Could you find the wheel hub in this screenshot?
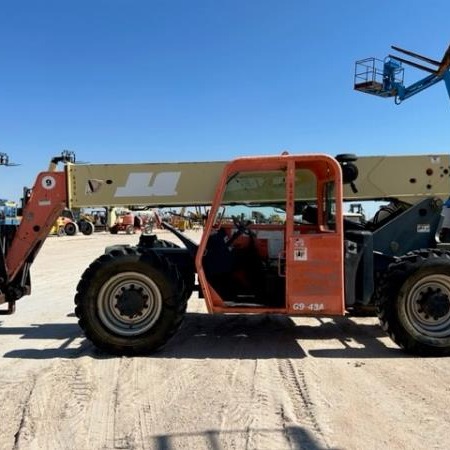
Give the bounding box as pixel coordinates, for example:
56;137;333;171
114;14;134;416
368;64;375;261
97;271;163;337
417;287;450;320
115;285;149;318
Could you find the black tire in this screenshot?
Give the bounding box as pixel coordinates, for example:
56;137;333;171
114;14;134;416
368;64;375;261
74;248;187;355
79;220;94;235
110;226;118;234
64;222;78;236
125;225;134;235
377;249;450;356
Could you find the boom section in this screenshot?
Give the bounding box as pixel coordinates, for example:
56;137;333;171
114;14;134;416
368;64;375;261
66;161;227;208
66;154;450;208
346;154;450;203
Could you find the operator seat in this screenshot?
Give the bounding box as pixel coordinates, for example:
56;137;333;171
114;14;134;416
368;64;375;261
303;204;366;232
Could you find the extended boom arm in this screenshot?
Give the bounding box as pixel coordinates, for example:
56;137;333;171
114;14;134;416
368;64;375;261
65;154;450;208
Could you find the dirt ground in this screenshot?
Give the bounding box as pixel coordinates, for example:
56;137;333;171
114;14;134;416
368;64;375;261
1;230;450;450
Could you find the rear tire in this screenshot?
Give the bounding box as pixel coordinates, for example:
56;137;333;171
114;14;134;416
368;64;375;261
79;220;94;235
74;249;186;355
377;249;450;356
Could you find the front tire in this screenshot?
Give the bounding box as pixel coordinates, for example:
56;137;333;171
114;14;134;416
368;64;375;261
377;250;450;356
64;222;78;236
74;249;186;355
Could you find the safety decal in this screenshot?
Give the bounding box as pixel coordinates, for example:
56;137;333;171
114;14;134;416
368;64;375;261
293;238;307;261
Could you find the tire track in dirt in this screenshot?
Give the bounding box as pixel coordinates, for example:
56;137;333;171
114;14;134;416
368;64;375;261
211;329;322;450
109;355;214;448
203;318;282;449
53;355;136;449
130;313;329;450
110;357;141;449
216;354;261;449
0;375;36;450
12;358;96;449
108;356;178;449
276;358;328;448
134;324;268;449
137;355;235;449
296;317;450;450
7;356;133;450
83;356;124;449
133;315;258;448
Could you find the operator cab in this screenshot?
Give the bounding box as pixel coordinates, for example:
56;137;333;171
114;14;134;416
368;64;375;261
197;154;345;316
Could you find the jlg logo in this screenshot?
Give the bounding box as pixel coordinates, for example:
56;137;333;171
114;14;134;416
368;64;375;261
114;172;181;197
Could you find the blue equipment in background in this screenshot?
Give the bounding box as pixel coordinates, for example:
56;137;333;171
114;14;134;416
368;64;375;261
354;44;450;104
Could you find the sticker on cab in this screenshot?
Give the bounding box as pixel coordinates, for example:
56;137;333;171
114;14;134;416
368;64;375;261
293;238;307;261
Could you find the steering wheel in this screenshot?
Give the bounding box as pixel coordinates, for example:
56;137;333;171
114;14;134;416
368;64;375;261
227;216;255;247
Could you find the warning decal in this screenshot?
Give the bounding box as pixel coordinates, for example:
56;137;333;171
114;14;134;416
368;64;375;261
293;238;307;261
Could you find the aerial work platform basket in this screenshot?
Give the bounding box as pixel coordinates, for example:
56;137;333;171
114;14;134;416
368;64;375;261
354;57;404;98
354;44;450;104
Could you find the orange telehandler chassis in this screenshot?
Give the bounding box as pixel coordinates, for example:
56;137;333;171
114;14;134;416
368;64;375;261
1;152;450;356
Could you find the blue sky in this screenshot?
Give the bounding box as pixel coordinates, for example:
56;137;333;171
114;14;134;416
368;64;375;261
0;0;449;202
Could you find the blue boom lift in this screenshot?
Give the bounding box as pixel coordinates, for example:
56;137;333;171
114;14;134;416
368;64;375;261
354;43;450;103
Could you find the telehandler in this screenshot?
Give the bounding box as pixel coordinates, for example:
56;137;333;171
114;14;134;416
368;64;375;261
2;42;450;356
1;150;450;356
